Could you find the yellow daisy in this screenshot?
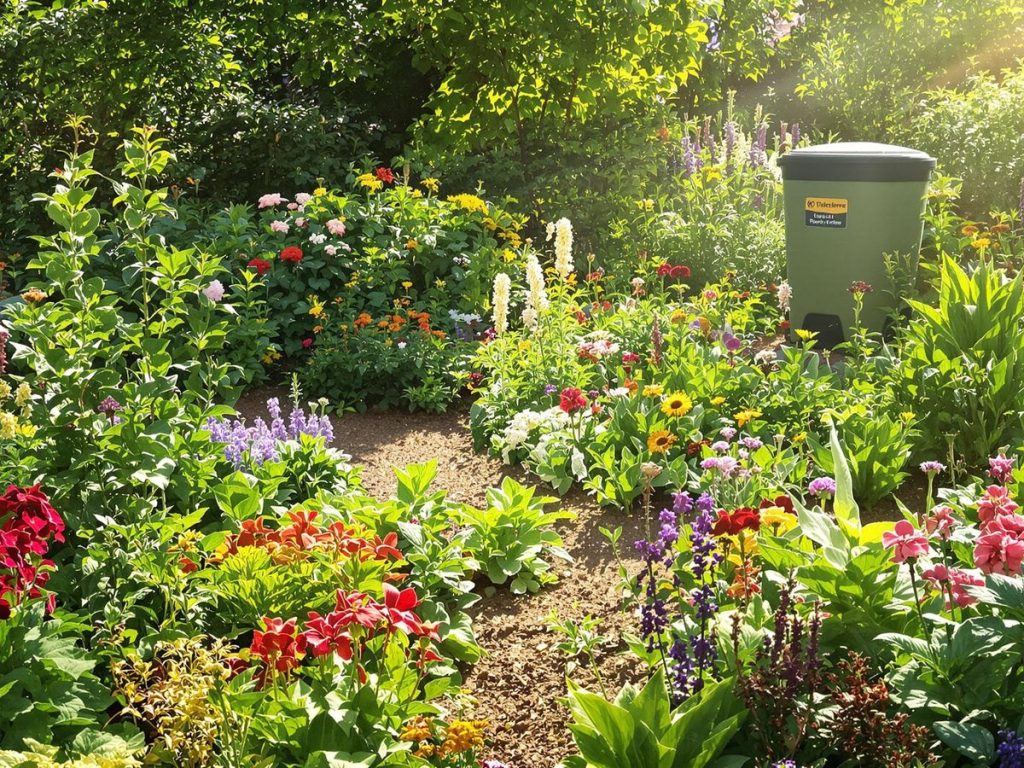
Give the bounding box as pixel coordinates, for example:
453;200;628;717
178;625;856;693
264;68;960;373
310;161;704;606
661;392;693;417
647;429;678;454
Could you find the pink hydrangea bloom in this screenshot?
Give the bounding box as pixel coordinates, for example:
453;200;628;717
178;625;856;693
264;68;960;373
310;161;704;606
258;193;287;209
270;220;289;234
882;520;929;564
295;192;312;205
295;217;307;229
978;485;1019;528
326;218;346;237
202;279;225;302
324;245;338;257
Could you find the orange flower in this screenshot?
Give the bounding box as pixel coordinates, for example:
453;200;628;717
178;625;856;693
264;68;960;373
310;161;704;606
354;312;373;329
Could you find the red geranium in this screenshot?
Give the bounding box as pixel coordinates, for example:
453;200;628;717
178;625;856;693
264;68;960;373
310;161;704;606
280;246;304;263
559;387;588;414
247;258;272;275
375;166;396;184
712;507;761;536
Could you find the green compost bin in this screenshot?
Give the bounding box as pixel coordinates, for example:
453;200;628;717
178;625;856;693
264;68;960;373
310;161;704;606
777;142;935;345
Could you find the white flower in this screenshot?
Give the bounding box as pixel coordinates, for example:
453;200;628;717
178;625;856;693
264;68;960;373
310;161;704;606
202;279;225;302
523;253;548;329
553;217;574;280
309;233;327;245
325;245;338;257
546;221;555;241
777;280;792;313
571;448;588;480
492;273;511;335
397;341;407;349
607;387;630;398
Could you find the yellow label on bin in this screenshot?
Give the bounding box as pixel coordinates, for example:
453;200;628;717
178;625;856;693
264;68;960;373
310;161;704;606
804;197;848;228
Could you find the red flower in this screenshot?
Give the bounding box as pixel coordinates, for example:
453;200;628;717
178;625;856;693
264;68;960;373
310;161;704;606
375;167;396;184
656;263;672;276
250;616;306;672
178;556;199;574
670;265;691;279
280;246;304;264
333;590;385;630
302;337;314;349
559;387;587;414
247;258;272;275
622;352;641;365
0;485;64;550
759;495;794;516
382;582;427;636
712;507;761;536
302;611;354;660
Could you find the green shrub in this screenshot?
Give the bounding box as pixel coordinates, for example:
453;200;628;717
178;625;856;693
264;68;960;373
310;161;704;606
911;68;1024;216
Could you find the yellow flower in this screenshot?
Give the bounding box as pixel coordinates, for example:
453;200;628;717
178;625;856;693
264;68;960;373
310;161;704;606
647;429;678;454
406;239;418;250
703;165;722;182
411;188;423;198
357;173;383;192
421;177;440;194
643;384;664;397
760;506;797;533
435;278;446;289
638;198;654;211
13;382;30;408
670;308;688;324
0;381;10;400
661;391;693;417
448;193;489;215
518;340;532;351
502;248;517;263
402;281;413;290
482;217;498;231
0;412;17;439
400;716;434;743
21;288;47;303
261;347;282;365
792;431;807;444
961;224;979;236
309;305;324;318
440;719;488;755
313;324;323;334
795;328;816;341
971;237;991;250
734;408;761;427
710;396;726;406
313;186;327;196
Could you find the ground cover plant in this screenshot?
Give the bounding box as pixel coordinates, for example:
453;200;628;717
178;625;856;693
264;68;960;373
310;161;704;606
7;2;1024;766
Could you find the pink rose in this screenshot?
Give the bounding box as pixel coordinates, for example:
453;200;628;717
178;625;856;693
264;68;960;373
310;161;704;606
882;520;930;564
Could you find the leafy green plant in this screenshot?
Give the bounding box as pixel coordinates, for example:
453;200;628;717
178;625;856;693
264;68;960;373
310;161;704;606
562;670;746;768
899;255;1024;468
459;477;572;593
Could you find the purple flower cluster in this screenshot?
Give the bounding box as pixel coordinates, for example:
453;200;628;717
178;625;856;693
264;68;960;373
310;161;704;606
206;397;334;469
748;122;768;168
998;729;1024;768
808;476;836;498
0;328;7;375
701;455;739;478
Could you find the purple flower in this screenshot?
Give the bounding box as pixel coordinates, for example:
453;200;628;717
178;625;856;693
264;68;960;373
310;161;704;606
742;436;763;451
544;384;558;395
711;440;730;454
0;329;8;376
919;460;946;476
808;477;836;498
701;456;738;478
990;454;1015;484
724;121;737;172
997;730;1024;768
672;491;693;516
206;398;335;469
719;427;737;440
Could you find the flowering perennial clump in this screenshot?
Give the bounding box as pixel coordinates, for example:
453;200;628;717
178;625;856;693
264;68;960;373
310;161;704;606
0;484;64;618
206;397;333;469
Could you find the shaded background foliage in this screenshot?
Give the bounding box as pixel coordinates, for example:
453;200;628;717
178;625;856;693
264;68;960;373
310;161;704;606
2;0;1024;260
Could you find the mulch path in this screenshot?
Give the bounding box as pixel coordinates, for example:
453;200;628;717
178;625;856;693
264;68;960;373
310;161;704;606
235;391;646;766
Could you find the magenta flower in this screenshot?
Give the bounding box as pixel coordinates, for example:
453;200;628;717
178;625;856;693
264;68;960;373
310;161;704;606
990;454;1015;484
978;485;1019;528
975;530;1024;576
882;520;929;564
919;460;945;476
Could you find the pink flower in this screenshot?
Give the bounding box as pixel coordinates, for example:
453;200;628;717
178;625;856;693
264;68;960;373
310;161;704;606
326;218;346;237
324;245;338;257
302;338;314;349
295;192;312;205
990;454;1015;484
922;564;984;608
978;485;1018;528
287;202;299;211
202;279;225;302
258;193;287;209
975;530;1024;575
295;217;307;229
270;220;289;234
882;520;930;563
924;506;957;540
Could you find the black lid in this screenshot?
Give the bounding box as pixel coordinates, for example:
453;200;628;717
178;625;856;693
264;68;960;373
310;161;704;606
778;141;936;182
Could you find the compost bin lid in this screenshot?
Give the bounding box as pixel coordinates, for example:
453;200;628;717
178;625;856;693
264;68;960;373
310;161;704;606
777;142;936;182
